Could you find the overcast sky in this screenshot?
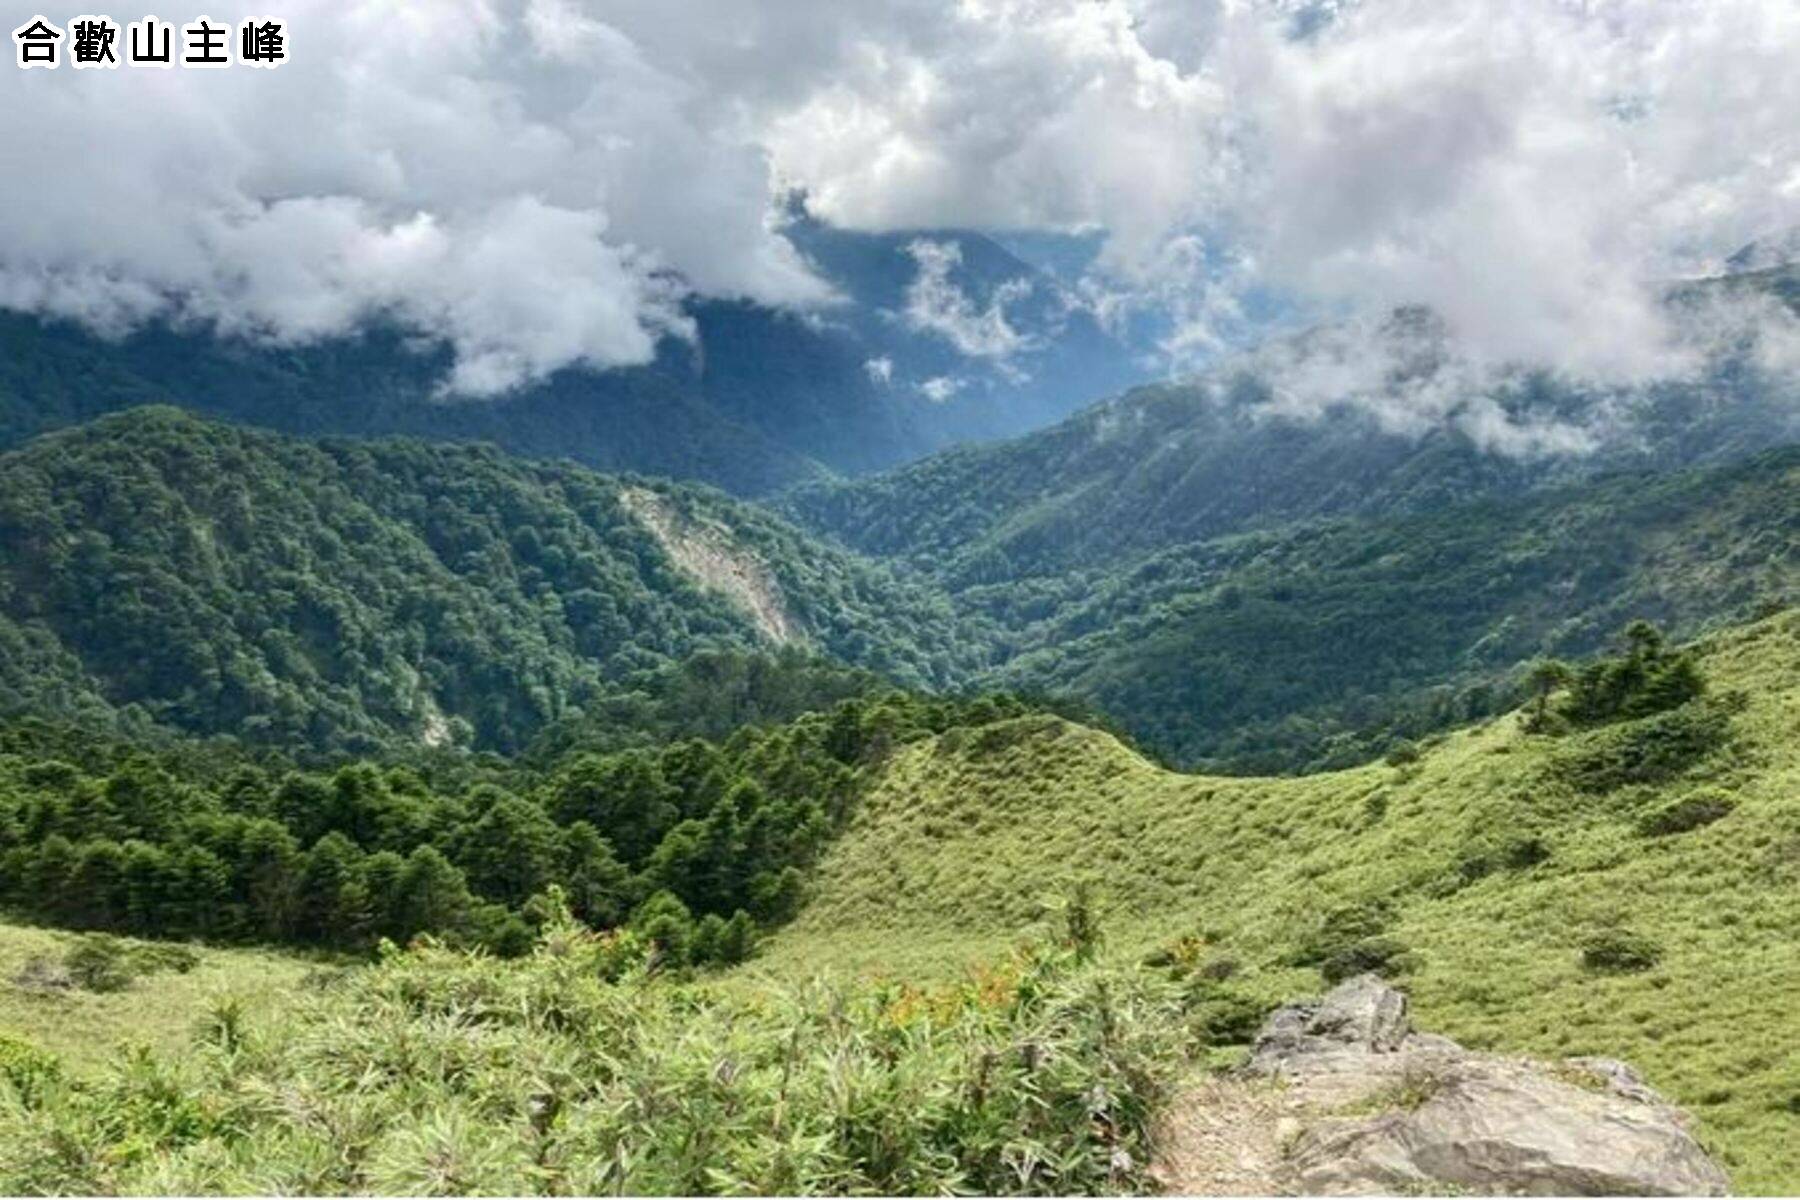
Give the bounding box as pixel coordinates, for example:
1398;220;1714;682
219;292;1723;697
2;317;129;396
3;0;1796;400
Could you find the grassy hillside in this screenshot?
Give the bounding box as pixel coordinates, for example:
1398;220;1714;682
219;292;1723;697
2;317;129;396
1;614;1794;1191
0;924;314;1071
0;408;983;753
766;610;1800;1189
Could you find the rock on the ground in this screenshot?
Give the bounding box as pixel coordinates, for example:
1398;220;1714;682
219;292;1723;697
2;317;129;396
1242;974;1730;1196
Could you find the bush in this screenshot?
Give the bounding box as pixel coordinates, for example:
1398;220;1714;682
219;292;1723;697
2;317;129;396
1580;929;1663;974
1448;832;1551;890
1185;987;1267;1046
130;943;201;975
1555;701;1733;794
1637;789;1737;837
62;934;136;992
1289;899;1392;969
1320;936;1415;984
0;1035;61;1108
0;923;1184;1195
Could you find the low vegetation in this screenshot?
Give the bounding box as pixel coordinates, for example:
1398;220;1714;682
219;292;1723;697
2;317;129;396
768;611;1800;1190
0;902;1183;1195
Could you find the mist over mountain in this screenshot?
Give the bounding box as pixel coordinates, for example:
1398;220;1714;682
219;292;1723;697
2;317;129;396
787;264;1800;583
0;208;1149;497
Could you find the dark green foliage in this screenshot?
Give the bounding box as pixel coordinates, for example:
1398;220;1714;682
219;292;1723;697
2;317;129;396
0;690;1044;960
1319;936;1415;984
1580;928;1664;974
0;408;985;754
61;935;135;993
1450;833;1551;888
1562;622;1708;727
56;933;195;993
1288;900;1393;970
1554;701;1735;794
1637;789;1738;837
1384;740;1421;766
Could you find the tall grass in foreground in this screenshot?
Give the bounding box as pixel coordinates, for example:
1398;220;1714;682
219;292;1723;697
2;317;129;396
0;903;1182;1195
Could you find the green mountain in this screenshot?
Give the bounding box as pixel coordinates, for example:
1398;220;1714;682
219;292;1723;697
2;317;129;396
784;314;1799;584
0;407;982;753
777;269;1800;769
0;313;824;499
976;449;1800;770
1;611;1794;1191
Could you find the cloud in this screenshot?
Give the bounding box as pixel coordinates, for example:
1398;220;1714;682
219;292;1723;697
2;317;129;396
0;0;829;395
862;355;894;385
918;375;965;402
901;238;1034;369
0;0;1795;418
755;0;1800;406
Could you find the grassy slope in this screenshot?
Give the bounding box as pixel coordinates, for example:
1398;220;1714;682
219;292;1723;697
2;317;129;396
0;925;315;1071
764;610;1800;1191
4;614;1794;1187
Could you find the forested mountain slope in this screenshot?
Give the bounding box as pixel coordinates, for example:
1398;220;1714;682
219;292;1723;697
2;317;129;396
767;610;1800;1190
977;448;1800;770
786;267;1800;583
0;408;982;752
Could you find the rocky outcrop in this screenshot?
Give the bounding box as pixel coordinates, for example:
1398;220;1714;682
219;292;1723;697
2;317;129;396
618;486;801;646
1244;975;1730;1196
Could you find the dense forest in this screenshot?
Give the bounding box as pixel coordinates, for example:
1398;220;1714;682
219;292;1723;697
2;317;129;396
1;406;1794;775
978;449;1799;770
0;408;987;754
0;684;1056;962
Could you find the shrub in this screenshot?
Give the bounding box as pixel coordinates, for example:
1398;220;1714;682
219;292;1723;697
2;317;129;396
130;943;201;975
1320;936;1415;984
0;1035;61;1108
1554;701;1733;794
1452;833;1551;887
1580;929;1663;974
1637;789;1737;837
0;922;1184;1195
1185;988;1267;1046
63;934;135;992
1289;899;1392;969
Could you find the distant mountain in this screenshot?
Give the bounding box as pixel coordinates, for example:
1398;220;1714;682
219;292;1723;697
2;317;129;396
0;210;1148;497
786;268;1800;584
1724;228;1800;273
780;266;1800;768
980;448;1799;770
0;408;984;753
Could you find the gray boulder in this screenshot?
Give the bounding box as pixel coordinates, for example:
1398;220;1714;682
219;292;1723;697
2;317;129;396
1246;975;1730;1196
